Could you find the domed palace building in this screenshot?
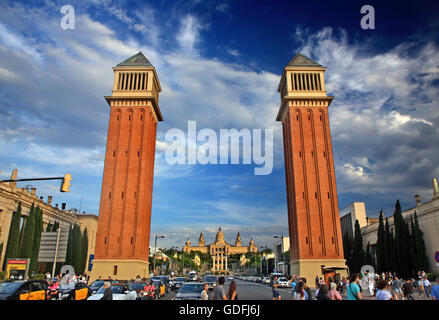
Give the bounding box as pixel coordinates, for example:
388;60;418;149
183;227;258;274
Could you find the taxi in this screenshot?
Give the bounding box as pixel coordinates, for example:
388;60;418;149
0;280;48;300
59;282;91;300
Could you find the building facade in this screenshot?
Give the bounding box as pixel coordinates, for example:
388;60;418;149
91;52;163;281
276;53;347;281
183;228;258;274
0;169;97;272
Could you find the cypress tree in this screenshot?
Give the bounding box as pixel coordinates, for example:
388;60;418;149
384;218;392;272
351;220;365;272
409;215;418;274
413;212;429;272
392;199;412;278
3;202;22;269
342;233;352;271
31;207;43;273
376;210;386;273
72;224;82;273
19;203;36;259
80;228;88;274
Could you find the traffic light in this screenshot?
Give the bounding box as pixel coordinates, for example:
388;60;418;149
60;174;72;192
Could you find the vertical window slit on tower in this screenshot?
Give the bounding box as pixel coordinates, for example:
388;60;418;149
104;237;106;244
131;237;133;244
113;150;115;157
299;151;302;157
306;237;308;244
137;151;140;157
332;236;334;244
327;192;330;199
315;192;317;199
109;192;111;199
121;192;124;199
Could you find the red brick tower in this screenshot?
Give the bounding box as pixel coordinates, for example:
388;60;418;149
276;54;346;281
90;52;163;280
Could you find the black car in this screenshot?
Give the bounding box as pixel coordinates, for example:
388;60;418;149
130;282;147;298
0;280;48;300
89;279;114;294
170;277;186;291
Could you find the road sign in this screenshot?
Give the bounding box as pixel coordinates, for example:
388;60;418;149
435;251;439;265
6;258;30;280
38;230;69;262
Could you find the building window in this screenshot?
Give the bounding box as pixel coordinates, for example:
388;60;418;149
113;265;118;276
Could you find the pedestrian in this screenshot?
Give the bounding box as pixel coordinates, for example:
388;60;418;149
431;276;439;300
423;276;431;298
135;275;142;282
201;283;209;300
141;280;155;300
302;278;313;300
226;280;238;300
295;280;307;300
316;284;330;300
289;275;297;299
402;278;415;300
100;282;113;300
347;274;362;300
315;275;320;289
271;275;281;300
213;276;227;300
417;276;425;297
328;282;342;300
376;279;394;300
392;276;403;300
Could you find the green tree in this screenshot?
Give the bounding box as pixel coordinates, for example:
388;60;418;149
3;202;22;269
342;233;353;271
413;212;428;272
375;210;386;273
65;225;73;267
351;220;365;272
409;215;418;273
19;203;36;260
393;199;412;278
80;228;88;274
71;224;82;273
384;218;393;272
30;206;44;273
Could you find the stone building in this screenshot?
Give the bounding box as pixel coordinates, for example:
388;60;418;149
340;178;439;273
0;169;98;272
183;227;258;274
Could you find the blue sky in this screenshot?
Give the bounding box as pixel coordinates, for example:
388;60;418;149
0;0;438;250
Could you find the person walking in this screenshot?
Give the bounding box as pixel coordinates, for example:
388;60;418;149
328;282;343;300
417;276;426;297
295;280;307;300
431;276;439;300
316;284;330;300
289;275;297;299
347;274;362;300
100;282;113;300
402;279;415;300
376;279;394;300
201;283;209;300
271;276;281;300
226;280;238;300
423;277;431;298
393;276;403;300
213;276;227;300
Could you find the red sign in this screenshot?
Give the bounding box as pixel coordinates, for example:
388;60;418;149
7;259;28;264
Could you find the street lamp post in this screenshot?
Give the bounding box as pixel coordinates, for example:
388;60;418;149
153;234;165;275
274;235;284;274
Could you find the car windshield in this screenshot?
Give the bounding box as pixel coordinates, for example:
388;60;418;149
96;285;125;294
0;282;23;294
179;284;203;293
205;277;216;282
175;277;186;282
279;277;288;281
90;281;105;287
153;281;162;287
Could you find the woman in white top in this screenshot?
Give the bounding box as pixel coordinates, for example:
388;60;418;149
201;283;209;300
376;279;394;300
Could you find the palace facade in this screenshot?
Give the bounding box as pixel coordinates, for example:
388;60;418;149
183;227;258;273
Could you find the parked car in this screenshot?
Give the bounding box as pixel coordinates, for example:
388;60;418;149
59;282;91;300
262;277;271;285
87;283;137;300
0;280;48;300
175;283;204;300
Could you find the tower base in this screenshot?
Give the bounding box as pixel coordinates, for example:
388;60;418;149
89;259;150;282
289;259;348;288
